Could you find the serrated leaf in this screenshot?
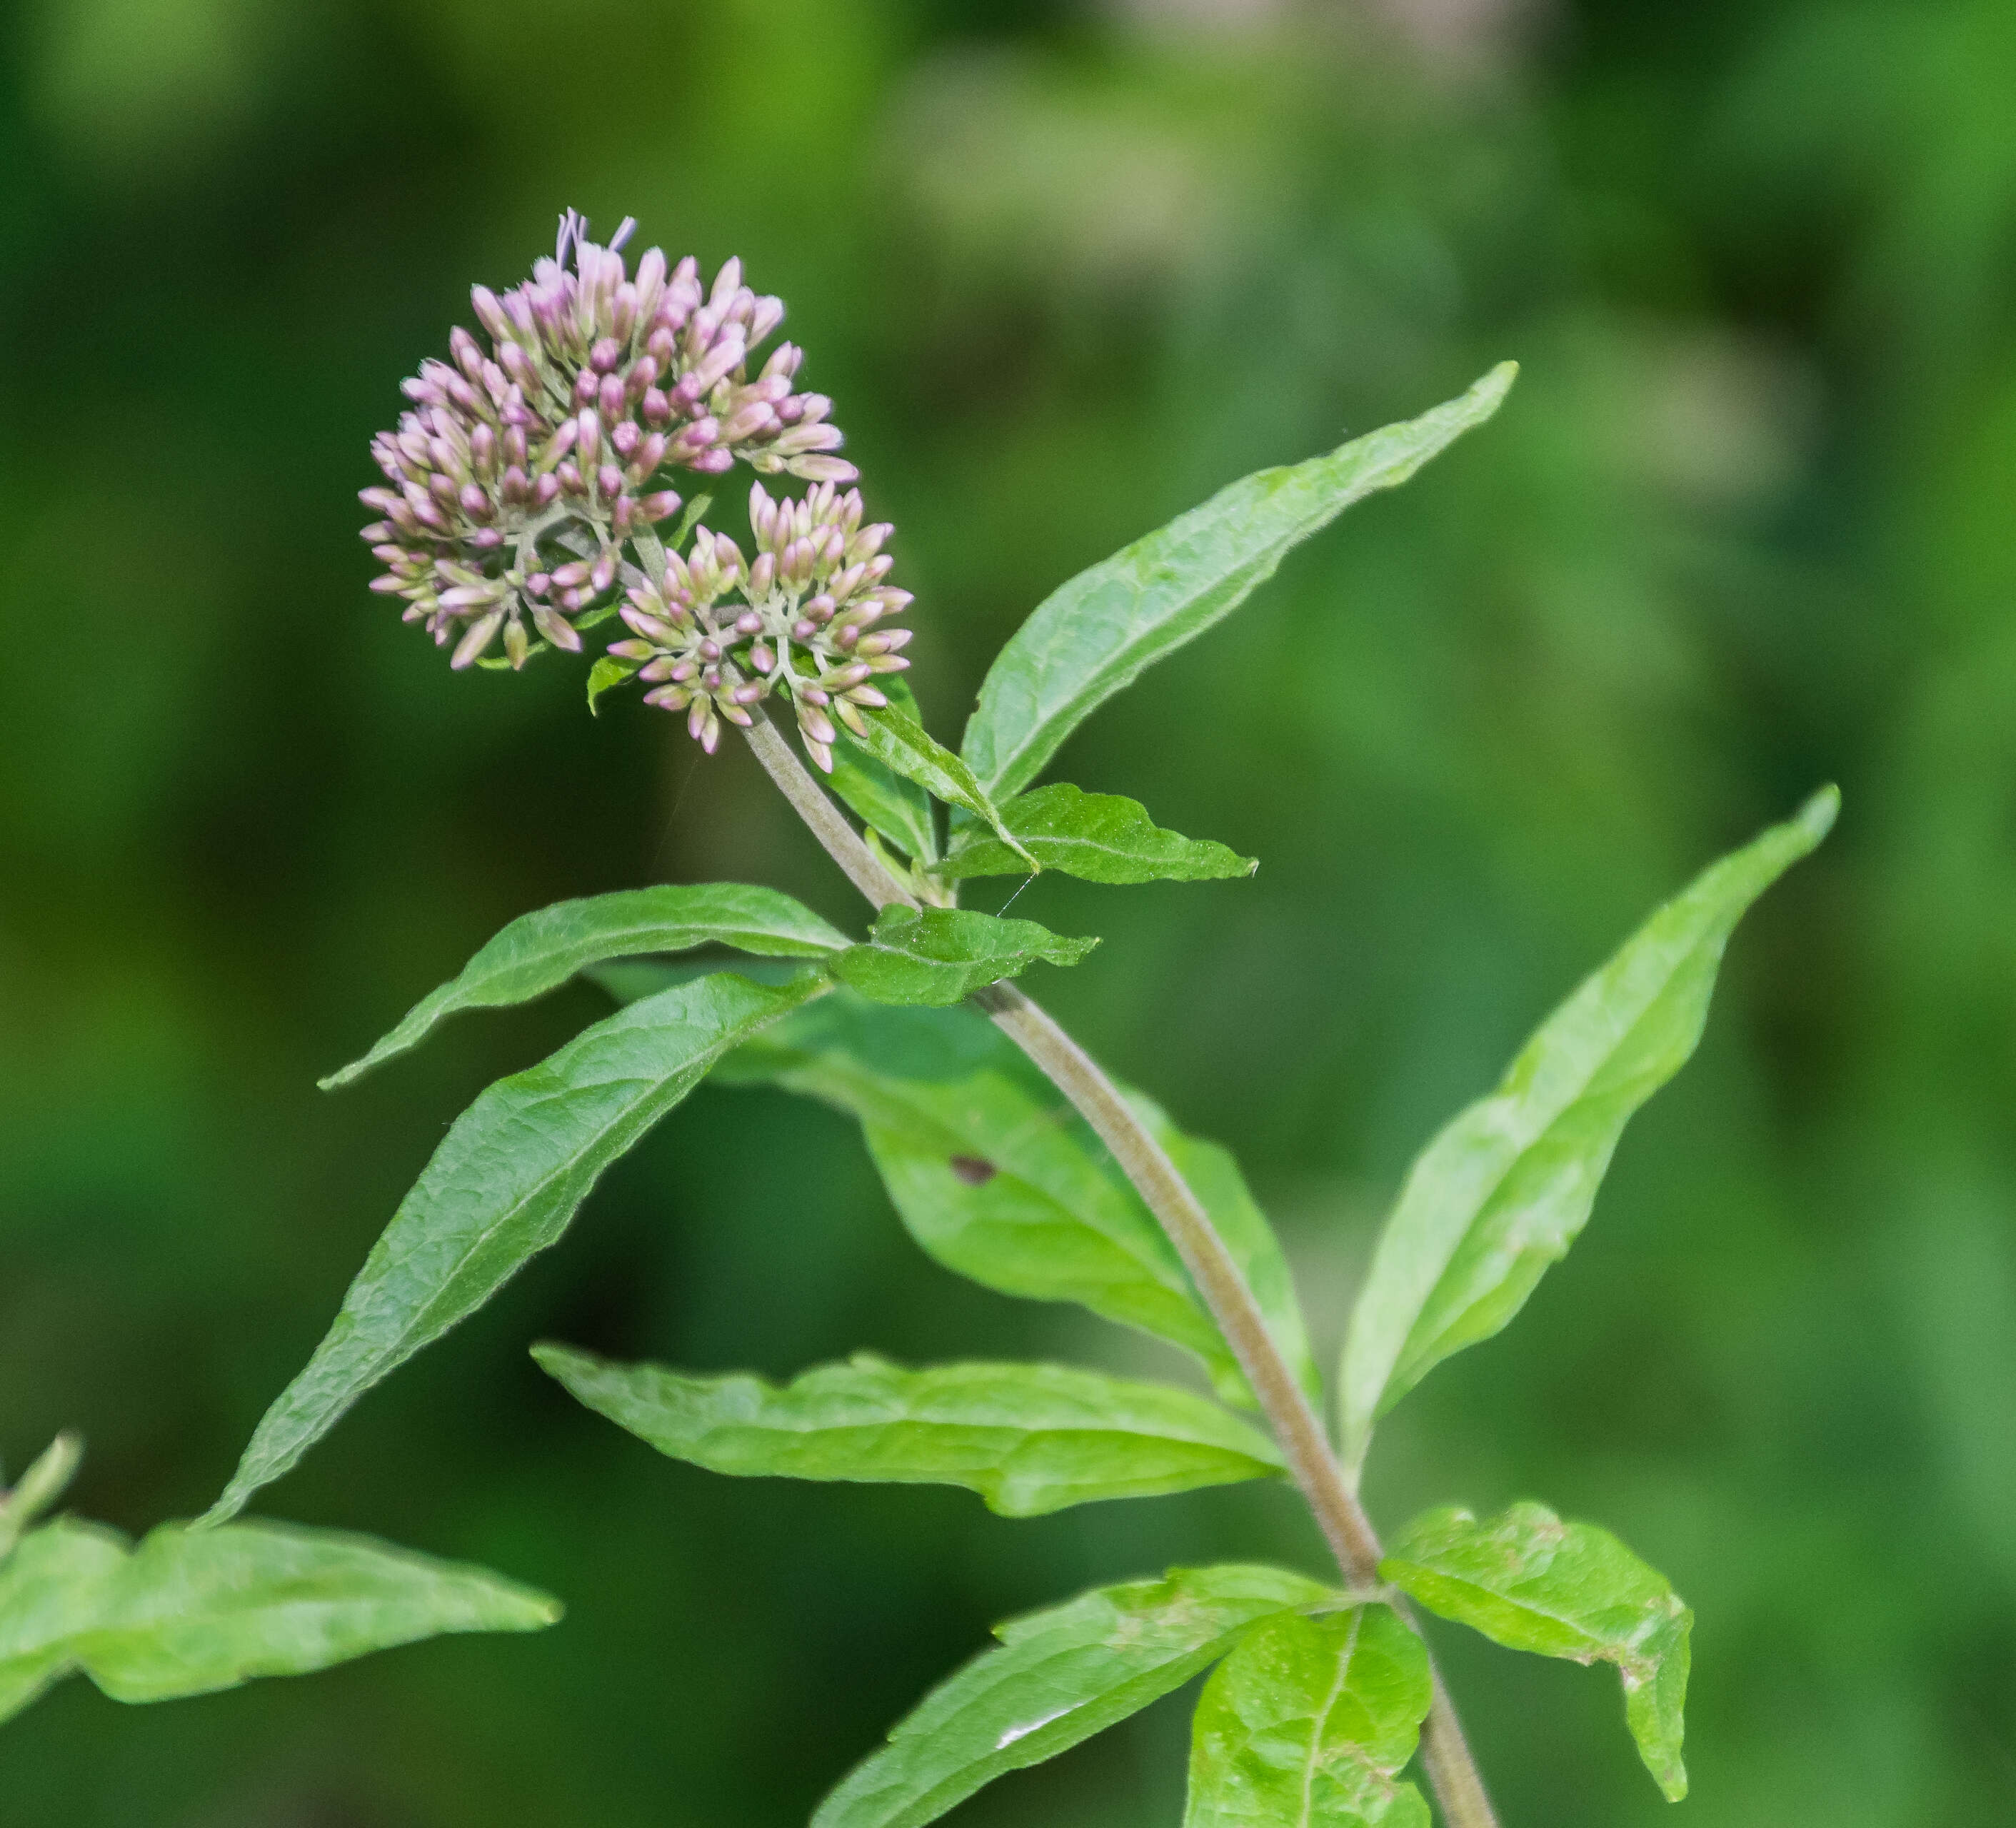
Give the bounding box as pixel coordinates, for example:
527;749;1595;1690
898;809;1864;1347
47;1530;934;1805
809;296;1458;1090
833;907;1098;1007
534;1346;1285;1517
586;655;638;714
961;363;1518;801
938;784;1256;885
1;1517;555;1725
0;1520;124;1724
321;885;848;1090
206;970;827;1523
73;1520;558;1704
1338;787;1837;1470
849;703;1038;870
813;1564;1334;1828
828;678;940;864
711;993;1319;1413
1184;1604;1433;1828
1381;1502;1692;1801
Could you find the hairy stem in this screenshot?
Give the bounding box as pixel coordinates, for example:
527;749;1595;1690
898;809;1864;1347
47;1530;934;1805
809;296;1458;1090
744;713;913;908
738;715;1500;1828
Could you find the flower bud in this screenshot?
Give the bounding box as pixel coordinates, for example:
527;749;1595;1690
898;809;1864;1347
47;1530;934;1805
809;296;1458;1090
533;603;585;651
790;454;860;484
471;285;511;342
451;610;505;669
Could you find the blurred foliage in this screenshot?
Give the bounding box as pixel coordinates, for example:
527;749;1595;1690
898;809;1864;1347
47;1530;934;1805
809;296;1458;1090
1;0;2013;1822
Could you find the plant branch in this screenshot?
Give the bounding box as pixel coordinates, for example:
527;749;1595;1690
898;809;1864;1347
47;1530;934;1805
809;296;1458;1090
743;712;914;909
738;717;1500;1828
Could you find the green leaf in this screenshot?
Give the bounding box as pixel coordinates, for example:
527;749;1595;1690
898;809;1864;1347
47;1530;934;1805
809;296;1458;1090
533;1346;1285;1517
961;363;1518;800
586;655;638;714
813;1564;1334;1828
938;784;1256;885
1381;1502;1692;1802
1;1517;556;1725
321;884;849;1090
828;678;941;864
713;993;1320;1412
0;1520;124;1724
1338;786;1837;1470
206;969;827;1524
1184;1605;1433;1828
73;1520;558;1704
850;702;1038;870
833;907;1098;1007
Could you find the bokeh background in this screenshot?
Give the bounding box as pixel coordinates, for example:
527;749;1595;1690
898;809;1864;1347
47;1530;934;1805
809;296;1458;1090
4;0;2014;1822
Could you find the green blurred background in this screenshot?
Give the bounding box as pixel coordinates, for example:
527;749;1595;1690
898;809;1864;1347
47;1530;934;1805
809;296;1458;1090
3;0;2013;1821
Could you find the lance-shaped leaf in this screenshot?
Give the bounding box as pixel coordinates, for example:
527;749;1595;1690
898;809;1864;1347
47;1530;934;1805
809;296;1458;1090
534;1346;1285;1517
206;970;826;1524
712;993;1319;1411
1381;1502;1692;1802
828;678;940;864
322;884;848;1090
0;1520;124;1724
813;1564;1334;1828
73;1520;558;1703
848;702;1038;870
961;363;1518;800
1;1516;555;1725
1185;1604;1433;1828
833;907;1098;1008
1338;787;1837;1470
938;784;1256;885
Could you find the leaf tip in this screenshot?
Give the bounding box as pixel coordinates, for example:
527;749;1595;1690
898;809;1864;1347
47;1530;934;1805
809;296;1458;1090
1796;782;1841;847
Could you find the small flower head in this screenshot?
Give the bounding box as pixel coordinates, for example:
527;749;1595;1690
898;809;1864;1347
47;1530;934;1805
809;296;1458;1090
362;212;857;670
611;481;912;770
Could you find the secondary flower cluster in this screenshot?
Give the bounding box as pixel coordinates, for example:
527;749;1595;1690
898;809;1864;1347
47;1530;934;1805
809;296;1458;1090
361;213;861;671
610;481;913;767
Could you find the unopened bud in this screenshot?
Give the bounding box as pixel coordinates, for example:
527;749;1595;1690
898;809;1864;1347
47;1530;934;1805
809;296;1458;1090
451;610;504;669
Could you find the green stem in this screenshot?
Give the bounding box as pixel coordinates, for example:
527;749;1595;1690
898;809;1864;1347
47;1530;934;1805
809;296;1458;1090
738;716;1500;1828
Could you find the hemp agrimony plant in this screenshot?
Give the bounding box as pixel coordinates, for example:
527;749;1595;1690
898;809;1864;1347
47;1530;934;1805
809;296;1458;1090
1;214;1836;1824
